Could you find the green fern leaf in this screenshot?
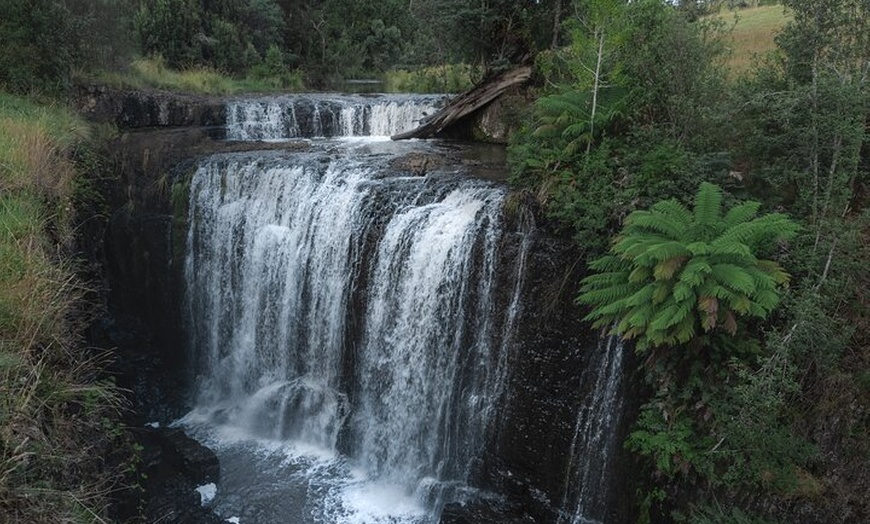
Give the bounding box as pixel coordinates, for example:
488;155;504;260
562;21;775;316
711;264;757;294
686;241;710;255
693;182;723;228
653;256;688;280
635;241;691;266
649;199;693;227
723;201;760;227
625;209;684;239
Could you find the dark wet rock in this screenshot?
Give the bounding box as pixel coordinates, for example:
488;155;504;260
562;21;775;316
73;84;225;129
440;498;537;524
389;152;445;175
135;427;223;524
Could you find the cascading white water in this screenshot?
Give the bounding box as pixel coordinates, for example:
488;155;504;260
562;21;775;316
561;335;625;524
182;150;515;523
226;94;445;140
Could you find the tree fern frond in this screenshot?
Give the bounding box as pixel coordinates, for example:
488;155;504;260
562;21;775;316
686;241;710;256
581;271;632;288
709;240;753;258
578;283;638;306
754;289;781;311
693;182;723;228
721;310;737;335
634;241;691;266
711;263;757;295
713;213;799;249
651;281;671;303
671;315;696;344
625;209;685;239
723;201;760;227
627;304;655;328
672;281;695;302
698;295;719;332
728;293;752;314
653;256;688;280
756;259;791;285
679;257;712;286
649;199;693;227
650;303;685;331
562;122;590;138
588;255;629;272
626;284;657;307
615;234;674;259
629;266;652;283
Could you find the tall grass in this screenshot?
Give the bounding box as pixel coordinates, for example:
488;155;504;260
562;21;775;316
94;55;304;95
384;64;482;93
0;93;125;522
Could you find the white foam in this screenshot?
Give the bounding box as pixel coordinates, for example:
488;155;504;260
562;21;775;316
195;483;217;505
341;481;426;520
226;518;240;524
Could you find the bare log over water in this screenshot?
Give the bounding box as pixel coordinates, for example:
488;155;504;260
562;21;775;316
391;65;532;140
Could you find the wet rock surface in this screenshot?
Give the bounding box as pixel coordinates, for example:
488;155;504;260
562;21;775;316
73;84;226;129
440;498;537;524
136;427;224;524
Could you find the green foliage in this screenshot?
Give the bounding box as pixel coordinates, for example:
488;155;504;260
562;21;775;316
384;64;481;94
579;182;798;350
134;0;202;69
0;0;79;93
134;0;286;75
627;406;716;478
678;502;783;524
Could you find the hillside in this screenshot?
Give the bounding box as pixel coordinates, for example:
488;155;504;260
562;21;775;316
714;4;792;74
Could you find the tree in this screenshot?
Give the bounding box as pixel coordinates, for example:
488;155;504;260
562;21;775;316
578;182;799;351
134;0;202;68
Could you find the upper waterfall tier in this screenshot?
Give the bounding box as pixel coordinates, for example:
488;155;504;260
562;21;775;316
226;94;447;140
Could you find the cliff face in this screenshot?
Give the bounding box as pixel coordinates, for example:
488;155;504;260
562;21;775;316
73;84;226;130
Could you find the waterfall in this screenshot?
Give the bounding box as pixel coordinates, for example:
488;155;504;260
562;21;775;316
171;91;631;524
226;94;446;140
561;335;626;524
182;150;517;523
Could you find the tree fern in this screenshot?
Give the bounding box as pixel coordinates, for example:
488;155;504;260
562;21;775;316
578;182;798;351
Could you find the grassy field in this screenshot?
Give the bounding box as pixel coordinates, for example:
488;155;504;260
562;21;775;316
713;4;791;75
0;92;124;522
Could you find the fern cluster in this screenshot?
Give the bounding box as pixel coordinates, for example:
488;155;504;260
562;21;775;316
578;182;799;351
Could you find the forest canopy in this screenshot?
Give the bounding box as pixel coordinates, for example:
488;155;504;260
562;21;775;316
0;0;570;92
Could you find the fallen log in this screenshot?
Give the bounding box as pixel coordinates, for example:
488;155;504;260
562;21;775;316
391;65;532;140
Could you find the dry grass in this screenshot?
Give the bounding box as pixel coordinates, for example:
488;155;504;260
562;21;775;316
0;93;125;523
93;55;301;95
713;5;792;76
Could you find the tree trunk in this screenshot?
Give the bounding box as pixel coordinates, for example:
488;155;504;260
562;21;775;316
587;29;605;156
392;65;532;140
